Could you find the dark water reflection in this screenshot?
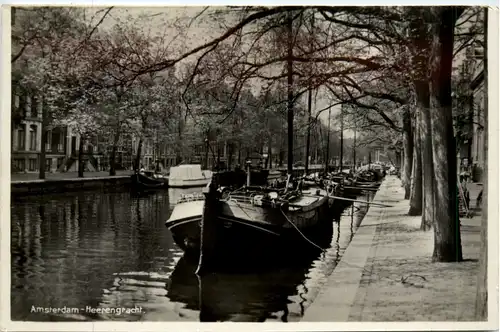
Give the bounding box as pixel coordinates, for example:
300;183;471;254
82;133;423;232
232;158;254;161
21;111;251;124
11;188;373;322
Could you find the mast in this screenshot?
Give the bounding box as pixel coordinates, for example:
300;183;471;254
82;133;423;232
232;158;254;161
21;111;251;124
325;107;331;173
286;13;295;175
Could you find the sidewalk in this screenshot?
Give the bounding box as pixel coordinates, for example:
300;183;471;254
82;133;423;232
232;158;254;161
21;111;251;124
303;175;481;322
11;170;133;183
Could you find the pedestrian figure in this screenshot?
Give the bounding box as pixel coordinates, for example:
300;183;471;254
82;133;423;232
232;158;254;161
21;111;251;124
458;174;471;217
460;175;470;209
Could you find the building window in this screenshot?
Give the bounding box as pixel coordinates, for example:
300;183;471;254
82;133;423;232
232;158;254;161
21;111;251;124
17;127;25;150
57;157;65;169
29;125;37;151
31;95;38;118
12;159;25;172
12;86;20;109
19;94;26;116
45;158;52;171
46;130;52;151
28;158;37;172
56;130;64;152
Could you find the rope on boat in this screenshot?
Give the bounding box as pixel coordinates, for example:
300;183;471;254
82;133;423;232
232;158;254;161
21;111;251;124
279;205;326;253
228;185;247;195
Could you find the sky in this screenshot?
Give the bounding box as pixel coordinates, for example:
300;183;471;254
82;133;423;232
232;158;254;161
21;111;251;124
83;6;347;134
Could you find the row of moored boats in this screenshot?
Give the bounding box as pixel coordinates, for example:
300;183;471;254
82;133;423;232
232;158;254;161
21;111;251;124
164;164;385;272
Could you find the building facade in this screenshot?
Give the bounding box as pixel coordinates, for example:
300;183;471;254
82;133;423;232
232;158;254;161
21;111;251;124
453;43;485;182
470;68;486;182
11;89;74;173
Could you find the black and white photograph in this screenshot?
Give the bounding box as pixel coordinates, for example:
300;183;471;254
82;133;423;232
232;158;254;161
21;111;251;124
1;4;498;329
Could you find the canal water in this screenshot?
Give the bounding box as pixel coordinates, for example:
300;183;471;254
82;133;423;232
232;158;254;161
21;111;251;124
11;187;373;322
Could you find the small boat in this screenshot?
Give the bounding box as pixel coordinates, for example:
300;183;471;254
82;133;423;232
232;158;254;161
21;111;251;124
131;170;168;189
168;164;212;188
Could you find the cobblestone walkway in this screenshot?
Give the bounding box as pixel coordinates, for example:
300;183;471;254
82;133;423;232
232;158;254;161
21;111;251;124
303;175;482;322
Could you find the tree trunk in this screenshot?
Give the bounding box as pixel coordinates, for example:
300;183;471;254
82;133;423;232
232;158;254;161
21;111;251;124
238;141;242;166
227;143;233;169
176;110;183;164
340;108;344;169
211;146;217;169
216;144;221;169
418;80;435;231
395;151;401;169
475;85;488;320
325;108;331;173
267;143;272;169
408;110;423;215
409;12;434;227
109;126;120;176
475;6;488;320
134;138;143;171
39;97;48;179
204;136;209;170
353;126;357;169
402;106;414;199
286;15;294;175
264;135;270;169
429;7;463;262
400;148;404;181
78;137;84;178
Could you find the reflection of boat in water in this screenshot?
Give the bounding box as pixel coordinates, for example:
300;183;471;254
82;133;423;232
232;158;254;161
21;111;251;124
167;255;313;322
131;171;168;190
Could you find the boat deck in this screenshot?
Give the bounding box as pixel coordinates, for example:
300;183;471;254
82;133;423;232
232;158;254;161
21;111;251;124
167;199;204;223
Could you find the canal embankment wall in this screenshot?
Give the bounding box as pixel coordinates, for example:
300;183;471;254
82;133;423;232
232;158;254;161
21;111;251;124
11;175;133;196
9;167;314;196
302;175;484;322
10;165;362;196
